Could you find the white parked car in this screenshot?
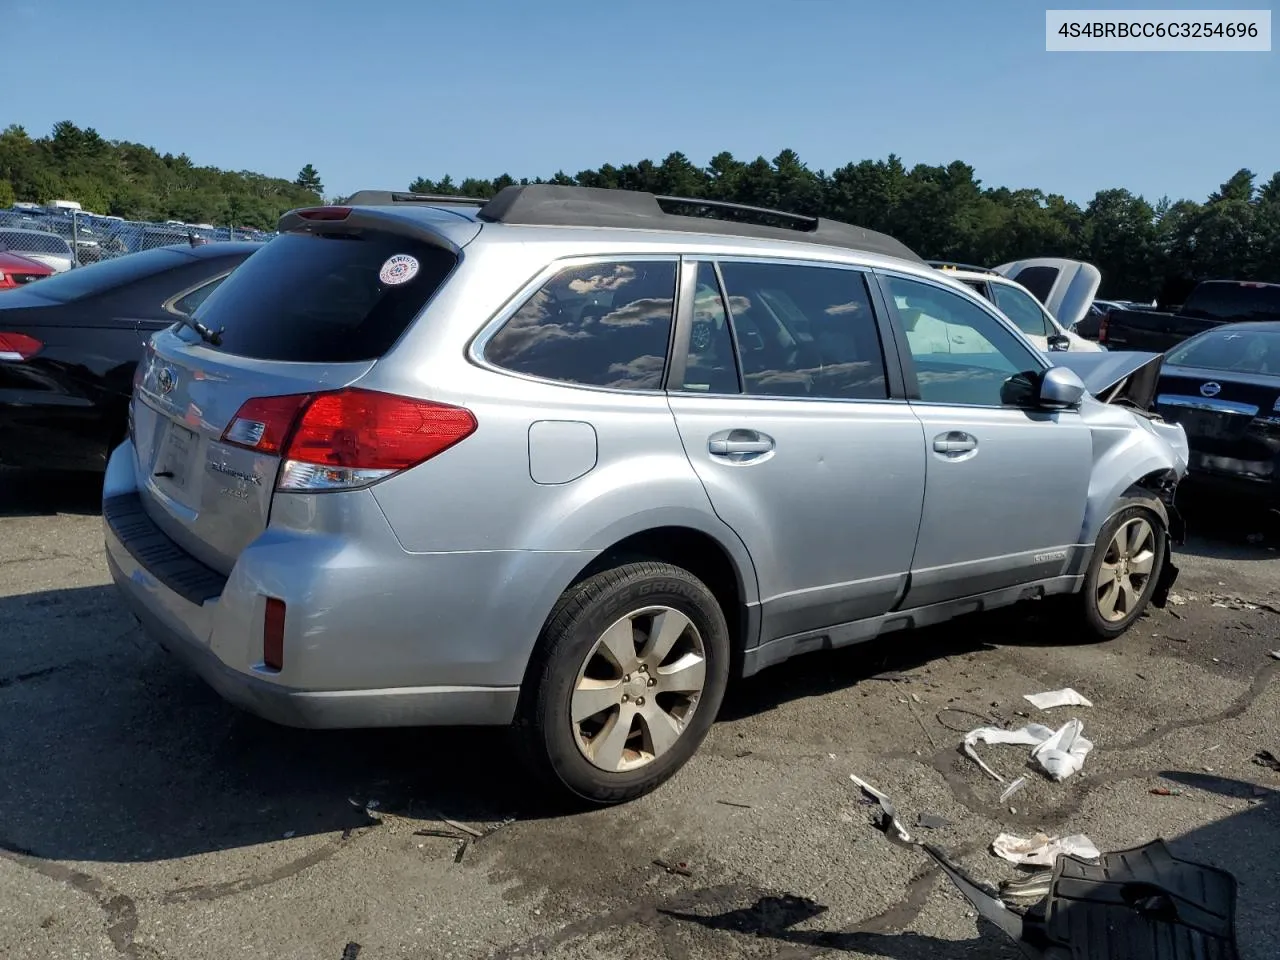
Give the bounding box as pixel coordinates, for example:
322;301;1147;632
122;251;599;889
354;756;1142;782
931;259;1104;354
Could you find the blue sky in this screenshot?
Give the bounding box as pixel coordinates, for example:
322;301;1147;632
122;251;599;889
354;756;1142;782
1;0;1275;204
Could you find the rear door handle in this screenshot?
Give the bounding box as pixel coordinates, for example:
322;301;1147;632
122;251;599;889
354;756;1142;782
707;429;775;460
932;432;977;455
709;439;773;454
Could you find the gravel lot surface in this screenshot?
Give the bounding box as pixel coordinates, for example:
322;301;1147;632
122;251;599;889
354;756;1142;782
1;470;1278;960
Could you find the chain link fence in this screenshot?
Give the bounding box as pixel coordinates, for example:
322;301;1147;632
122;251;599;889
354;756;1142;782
0;208;274;267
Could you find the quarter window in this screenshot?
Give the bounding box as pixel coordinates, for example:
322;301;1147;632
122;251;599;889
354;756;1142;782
484;260;677;390
716;261;888;400
889;275;1044;407
170;275;227;316
991;283;1052;338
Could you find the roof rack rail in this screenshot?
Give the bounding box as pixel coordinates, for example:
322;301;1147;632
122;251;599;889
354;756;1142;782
928;260;996;274
473;185;923;262
345;190;490;207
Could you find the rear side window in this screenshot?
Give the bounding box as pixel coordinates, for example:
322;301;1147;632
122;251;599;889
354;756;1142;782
717;260;888;400
178;231;456;362
1183;282;1280;321
483;260;677;390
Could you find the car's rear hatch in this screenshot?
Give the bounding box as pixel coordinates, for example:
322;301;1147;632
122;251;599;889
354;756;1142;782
131;206;479;575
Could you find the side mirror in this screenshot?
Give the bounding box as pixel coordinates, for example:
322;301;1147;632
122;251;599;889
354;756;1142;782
1039;366;1086;409
1047;333;1071;351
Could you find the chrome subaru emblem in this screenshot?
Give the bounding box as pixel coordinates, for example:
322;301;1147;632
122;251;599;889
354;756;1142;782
1199;381;1221;398
157;366;177;395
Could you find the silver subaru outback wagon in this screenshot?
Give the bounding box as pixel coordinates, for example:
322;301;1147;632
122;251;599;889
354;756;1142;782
104;186;1188;803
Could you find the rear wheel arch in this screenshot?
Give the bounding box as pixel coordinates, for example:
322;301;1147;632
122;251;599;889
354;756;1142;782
520;524;755;700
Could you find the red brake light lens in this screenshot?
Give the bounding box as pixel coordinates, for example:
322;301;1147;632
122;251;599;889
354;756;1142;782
296;206;352;221
286;389;477;470
0;332;42;361
220;388;476;492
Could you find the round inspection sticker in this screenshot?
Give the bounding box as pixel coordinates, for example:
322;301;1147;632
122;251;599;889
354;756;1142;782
379;254;420;286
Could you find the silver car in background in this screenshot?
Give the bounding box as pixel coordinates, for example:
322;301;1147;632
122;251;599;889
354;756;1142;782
104;186;1188;803
0;227;77;273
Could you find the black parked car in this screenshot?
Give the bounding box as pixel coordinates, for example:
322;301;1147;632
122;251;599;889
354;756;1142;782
1154;322;1280;507
0;242;261;471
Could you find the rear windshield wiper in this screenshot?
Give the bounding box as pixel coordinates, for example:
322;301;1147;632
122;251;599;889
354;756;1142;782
177;315;223;347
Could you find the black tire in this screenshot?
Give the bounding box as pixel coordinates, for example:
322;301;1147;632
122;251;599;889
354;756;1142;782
517;561;730;805
1073;499;1169;640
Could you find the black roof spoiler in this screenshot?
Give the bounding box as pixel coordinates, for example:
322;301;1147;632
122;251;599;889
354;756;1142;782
344;191;489;207
341;184;924;263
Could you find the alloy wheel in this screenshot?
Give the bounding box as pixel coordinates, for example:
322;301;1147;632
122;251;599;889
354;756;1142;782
570;606;707;773
1096;517;1156;623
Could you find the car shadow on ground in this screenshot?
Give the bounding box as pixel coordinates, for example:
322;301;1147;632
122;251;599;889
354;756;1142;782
0;468;103;517
1175;488;1280;560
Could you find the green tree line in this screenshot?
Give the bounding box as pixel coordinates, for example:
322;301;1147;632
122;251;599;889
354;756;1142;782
404;153;1280;301
0;121;323;231
4;123;1278;299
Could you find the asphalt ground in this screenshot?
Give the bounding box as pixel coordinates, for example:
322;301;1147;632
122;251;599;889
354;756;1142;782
1;469;1278;960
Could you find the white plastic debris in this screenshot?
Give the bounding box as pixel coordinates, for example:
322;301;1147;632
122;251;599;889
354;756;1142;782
992;832;1100;867
1024;688;1093;710
1270;651;1280;660
1031;719;1094;781
963;720;1093;783
848;774;913;843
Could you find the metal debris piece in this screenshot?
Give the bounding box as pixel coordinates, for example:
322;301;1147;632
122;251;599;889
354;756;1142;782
413;828;467;839
1253;750;1280;772
716;799;752;809
999;776;1029;804
341;942;361;960
454;839;469;863
848;774;913;845
653;858;693;877
999;869;1053;903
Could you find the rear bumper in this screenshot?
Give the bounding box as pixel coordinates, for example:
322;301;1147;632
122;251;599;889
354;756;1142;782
103;441;592;729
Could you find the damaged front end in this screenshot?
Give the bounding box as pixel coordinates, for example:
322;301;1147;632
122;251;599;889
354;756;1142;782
1049;349;1189;606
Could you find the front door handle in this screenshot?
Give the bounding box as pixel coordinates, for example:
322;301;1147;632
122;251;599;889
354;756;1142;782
932;431;977;455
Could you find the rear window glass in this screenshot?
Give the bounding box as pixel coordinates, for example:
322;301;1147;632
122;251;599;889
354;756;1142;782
1166;328;1280;375
178;231;456;362
1006;265;1058;304
483;260;677;390
1183;283;1280;321
11;246;191;303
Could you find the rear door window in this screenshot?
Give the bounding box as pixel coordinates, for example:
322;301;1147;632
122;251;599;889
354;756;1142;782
176;231;456;362
483;259;677;390
716;260;888;400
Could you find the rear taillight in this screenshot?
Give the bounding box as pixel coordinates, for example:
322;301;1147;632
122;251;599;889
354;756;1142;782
222;394;313;455
221;388;477;492
263;597;286;671
0;332;42;361
1097;310;1110;343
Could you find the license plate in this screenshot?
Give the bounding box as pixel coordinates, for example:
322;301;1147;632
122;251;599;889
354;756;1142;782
156;423;197;489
